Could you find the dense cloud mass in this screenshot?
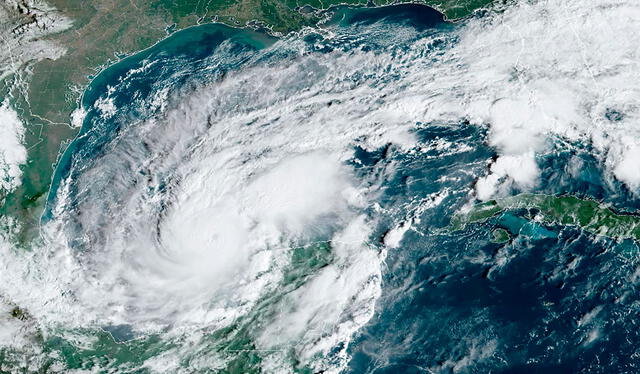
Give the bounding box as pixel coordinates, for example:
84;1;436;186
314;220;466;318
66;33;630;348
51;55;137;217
0;0;70;80
0;0;638;372
0;101;26;193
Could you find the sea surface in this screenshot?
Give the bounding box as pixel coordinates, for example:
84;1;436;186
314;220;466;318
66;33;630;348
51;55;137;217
3;1;640;373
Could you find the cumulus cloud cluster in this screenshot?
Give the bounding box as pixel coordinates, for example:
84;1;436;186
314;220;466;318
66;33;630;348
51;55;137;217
450;0;640;197
0;0;638;371
0;101;26;193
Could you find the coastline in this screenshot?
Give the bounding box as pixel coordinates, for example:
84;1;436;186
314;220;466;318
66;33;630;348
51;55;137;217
2;0;494;240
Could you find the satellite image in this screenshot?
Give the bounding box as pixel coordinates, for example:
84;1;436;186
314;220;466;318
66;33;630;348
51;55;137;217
0;0;639;372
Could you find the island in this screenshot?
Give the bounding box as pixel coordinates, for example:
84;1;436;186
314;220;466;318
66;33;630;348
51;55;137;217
450;194;640;242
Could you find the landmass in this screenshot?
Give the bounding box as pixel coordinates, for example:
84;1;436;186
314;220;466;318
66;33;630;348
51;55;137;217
1;0;494;227
491;228;510;243
450;194;640;242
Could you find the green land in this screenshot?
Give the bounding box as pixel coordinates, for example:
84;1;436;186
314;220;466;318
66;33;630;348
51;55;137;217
491;228;510;243
450;194;640;242
3;0;494;227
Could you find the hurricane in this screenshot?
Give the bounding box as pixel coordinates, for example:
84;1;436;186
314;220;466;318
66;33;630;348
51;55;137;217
0;0;640;372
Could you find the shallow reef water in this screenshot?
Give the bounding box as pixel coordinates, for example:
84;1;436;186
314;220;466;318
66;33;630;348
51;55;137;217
1;1;640;373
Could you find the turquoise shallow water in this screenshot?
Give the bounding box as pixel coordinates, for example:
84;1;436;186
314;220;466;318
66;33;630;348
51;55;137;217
23;3;640;374
45;24;277;222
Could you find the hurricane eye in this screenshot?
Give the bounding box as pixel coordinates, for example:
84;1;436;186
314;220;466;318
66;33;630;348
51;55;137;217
604;108;624;122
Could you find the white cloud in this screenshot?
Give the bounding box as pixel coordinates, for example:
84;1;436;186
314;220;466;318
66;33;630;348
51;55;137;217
476;152;539;201
0;100;27;192
612;143;640;190
0;0;71;80
1;0;639;370
70;107;87;128
442;0;640;197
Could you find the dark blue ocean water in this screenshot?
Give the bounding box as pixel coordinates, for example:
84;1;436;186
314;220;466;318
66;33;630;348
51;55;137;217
44;4;640;373
347;136;640;374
